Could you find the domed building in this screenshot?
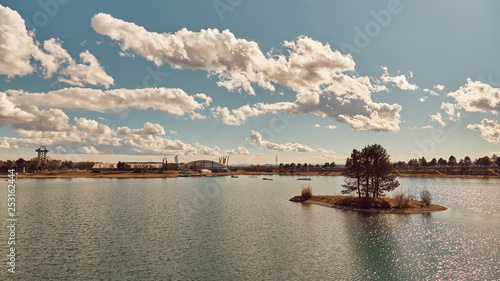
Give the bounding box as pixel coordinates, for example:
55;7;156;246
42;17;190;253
182;160;229;172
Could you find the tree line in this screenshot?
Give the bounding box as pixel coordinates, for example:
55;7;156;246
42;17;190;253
279;162;336;170
396;155;500;168
0;158;95;173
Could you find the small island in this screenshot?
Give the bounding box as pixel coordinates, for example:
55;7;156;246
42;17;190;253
293;195;447;214
290;144;448;214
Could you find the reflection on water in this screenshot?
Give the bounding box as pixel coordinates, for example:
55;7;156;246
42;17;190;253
0;176;498;280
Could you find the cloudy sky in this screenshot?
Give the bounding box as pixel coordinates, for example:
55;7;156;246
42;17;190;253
1;0;499;165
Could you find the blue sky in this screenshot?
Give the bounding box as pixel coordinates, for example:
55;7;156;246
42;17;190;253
1;0;499;165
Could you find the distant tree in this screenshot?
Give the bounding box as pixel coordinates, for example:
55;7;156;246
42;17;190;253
296;163;302;170
279;163;284;170
464;156;472;167
15;158;28;172
429;158;437;167
438;158;447;166
323;162;330;168
330;161;336;168
314;164;320;168
495;156;500;167
475;156;493;167
419;157;428;167
290;163;296;169
408;159;419;167
396;161;407;169
448;156;457;167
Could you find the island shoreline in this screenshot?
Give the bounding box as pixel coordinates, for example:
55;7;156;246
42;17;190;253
299;196;448;214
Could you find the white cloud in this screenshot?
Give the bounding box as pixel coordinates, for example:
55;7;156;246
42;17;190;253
440;102;460;121
225;147;251;156
0;92;35;126
116;122;165;135
214;80;400;131
211;105;263;126
169;130;178;135
79;146;101;154
423;88;439;96
58;50;114;88
467;118;500;144
0;5;40;77
123;135;220;156
7;87;209;117
75;117;113;135
92;13;356;96
380;67;419;90
434;84;445;91
448;79;500;114
91;13;401;131
250;130;333;153
314;123;337;129
419;96;428;102
0;5;113;87
430;112;446;127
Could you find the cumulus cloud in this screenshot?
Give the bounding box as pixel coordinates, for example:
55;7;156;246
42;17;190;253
434;84;445;91
423;88;439;96
213;78;400;131
91;13;402;131
0;5;113;87
467;118;500;144
440;102;460;121
79;146;101;154
92;13;355;95
0;92;35;126
116;122;165;135
250;130;315;152
430;112;446;127
225;147;251;156
314;123;337;129
448;79;500;114
380;67;419;90
75;117;113;135
123;135;220;156
0;5;40;77
211;105;263;126
419;96;428;102
249;130;334;153
7;87;209;118
58;50;114;88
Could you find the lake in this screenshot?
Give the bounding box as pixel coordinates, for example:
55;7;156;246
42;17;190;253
1;176;499;280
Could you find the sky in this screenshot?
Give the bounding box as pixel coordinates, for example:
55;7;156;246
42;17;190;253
1;0;499;165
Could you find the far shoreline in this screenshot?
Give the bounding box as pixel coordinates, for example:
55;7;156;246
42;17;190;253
7;170;499;179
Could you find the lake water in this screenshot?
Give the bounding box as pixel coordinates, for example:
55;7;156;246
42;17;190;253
1;176;499;280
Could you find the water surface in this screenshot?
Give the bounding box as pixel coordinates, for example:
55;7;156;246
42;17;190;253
1;176;498;280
